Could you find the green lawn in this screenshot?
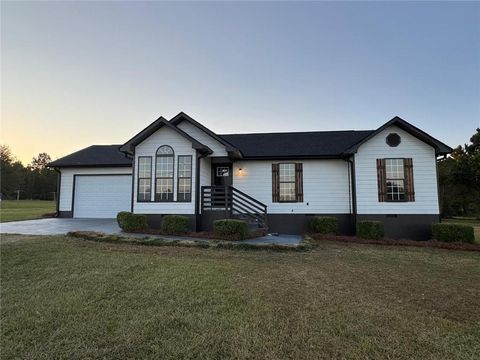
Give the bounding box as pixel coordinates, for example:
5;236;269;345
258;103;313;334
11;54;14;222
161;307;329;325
0;200;56;222
443;217;480;243
1;235;479;359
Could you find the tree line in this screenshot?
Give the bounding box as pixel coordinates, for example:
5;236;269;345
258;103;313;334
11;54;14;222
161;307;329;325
0;145;57;200
438;128;480;218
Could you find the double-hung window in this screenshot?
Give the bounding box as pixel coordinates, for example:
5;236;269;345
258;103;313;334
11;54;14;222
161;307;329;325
272;163;303;203
279;163;296;202
376;158;415;202
385;158;405;201
137;156;152;202
155;145;174;202
177;155;192;202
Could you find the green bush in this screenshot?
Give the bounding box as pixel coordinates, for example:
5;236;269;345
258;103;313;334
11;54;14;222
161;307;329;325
214;219;249;240
116;211;148;232
161;215;190;235
357;221;384;240
432;223;474;243
309;216;338;235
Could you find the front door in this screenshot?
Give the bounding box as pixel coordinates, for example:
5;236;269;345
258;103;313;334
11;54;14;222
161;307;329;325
213;164;232;187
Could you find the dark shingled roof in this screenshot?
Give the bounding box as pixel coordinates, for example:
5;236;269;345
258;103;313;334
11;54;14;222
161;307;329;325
48;131;376;167
49;115;452;167
220;130;374;159
48;145;132;168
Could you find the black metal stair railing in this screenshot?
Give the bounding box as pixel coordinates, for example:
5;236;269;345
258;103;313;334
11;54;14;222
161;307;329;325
201;186;267;228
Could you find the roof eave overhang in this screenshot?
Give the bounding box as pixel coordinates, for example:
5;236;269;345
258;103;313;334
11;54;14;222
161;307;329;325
238;154;343;160
47;163;133;169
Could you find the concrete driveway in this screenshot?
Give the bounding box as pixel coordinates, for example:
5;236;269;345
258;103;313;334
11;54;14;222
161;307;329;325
0;218;121;236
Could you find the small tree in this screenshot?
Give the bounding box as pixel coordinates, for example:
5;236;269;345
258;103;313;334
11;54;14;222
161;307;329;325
30;153;52;171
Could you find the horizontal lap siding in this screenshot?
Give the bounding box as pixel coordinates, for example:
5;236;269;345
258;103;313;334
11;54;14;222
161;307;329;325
59;167;132;212
134;126;196;214
232;160;351;214
355;125;439;214
200;157;211;187
177;121;228;156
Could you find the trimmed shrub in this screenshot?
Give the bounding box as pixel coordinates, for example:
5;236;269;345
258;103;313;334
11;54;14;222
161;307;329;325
357;221;384;240
161;215;190;235
214;219;249;240
432;223;475;243
116;211;148;232
309;216;338;235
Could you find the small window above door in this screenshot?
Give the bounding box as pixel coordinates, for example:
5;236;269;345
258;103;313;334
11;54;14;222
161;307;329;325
216;166;230;177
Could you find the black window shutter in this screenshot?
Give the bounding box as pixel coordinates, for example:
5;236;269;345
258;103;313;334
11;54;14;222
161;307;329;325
295;163;303;202
404;158;415;202
272;163;279;203
376;159;386;202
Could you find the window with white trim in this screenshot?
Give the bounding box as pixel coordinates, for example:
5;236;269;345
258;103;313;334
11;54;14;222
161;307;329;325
137;156;152;202
177;155;192;202
155;145;174;202
385;158;405;201
279;163;296;202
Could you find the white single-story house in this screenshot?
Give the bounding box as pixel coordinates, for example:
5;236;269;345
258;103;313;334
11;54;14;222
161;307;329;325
48;112;452;239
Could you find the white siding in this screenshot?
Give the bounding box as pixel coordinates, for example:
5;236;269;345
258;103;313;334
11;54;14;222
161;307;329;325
355;125;439;214
134;126;196;214
232;160;351;214
177;121;228;156
59;167;132;212
200;157;211;188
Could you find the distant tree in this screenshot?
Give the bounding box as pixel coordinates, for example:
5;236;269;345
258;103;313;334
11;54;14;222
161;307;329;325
1;145;25;198
1;146;57;200
0;145;14;165
30;152;52;171
438;129;480;217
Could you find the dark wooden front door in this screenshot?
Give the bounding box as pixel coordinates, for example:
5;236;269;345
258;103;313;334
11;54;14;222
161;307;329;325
212;164;232;187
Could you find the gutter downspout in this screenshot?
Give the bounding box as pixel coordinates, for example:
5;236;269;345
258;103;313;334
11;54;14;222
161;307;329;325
343;156;357;232
54;168;61;217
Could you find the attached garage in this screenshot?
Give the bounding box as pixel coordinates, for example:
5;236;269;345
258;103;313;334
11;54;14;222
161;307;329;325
73;175;132;218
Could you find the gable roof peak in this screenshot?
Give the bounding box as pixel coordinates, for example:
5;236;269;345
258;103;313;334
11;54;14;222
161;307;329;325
119;115;212;155
169;112;241;155
342;116;452;155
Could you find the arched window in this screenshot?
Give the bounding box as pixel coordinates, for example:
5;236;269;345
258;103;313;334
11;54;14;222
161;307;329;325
155;145;174;201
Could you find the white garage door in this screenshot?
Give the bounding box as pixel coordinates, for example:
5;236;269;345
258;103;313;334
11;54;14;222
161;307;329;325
73;175;132;218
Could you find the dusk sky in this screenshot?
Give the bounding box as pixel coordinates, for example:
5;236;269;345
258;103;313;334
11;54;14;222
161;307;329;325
1;1;479;164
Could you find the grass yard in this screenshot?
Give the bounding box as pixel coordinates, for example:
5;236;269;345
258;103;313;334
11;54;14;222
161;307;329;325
443;217;480;243
1;235;479;359
0;200;56;222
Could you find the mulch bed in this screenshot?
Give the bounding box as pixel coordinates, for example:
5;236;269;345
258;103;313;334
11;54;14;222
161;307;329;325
67;231;308;252
127;228;267;241
309;234;480;252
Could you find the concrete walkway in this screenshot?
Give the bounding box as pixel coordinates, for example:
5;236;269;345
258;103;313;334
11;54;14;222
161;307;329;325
0;218;302;245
